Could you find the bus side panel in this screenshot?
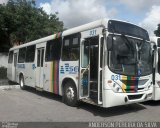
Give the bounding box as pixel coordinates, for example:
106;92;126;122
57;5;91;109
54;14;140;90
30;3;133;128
153;86;160;100
59;61;79;96
43;62;51;92
24;63;36;87
16;64;26;83
43;61;60;94
153;51;160;101
7;63;13;81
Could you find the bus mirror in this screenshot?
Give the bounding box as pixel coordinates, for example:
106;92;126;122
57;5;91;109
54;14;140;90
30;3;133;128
107;36;113;51
157;38;160;47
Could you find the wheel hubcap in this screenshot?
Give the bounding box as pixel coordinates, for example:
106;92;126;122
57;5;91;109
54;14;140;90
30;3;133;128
66;87;74;101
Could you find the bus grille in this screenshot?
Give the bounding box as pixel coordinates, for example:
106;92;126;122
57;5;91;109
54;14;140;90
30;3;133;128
128;94;143;100
120;79;148;93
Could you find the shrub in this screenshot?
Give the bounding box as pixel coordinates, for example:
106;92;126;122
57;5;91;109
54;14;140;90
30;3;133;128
0;67;7;79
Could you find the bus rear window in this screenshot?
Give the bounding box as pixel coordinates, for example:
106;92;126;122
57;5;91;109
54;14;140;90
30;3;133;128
8;51;13;63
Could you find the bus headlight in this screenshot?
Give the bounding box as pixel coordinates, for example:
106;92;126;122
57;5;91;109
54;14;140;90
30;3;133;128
110;82;123;93
145;83;152;91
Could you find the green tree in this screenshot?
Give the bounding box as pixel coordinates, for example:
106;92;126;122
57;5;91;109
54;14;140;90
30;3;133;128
0;4;10;52
154;24;160;37
0;0;63;51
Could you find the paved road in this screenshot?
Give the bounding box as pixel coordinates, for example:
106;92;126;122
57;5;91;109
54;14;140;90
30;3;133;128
0;86;160;122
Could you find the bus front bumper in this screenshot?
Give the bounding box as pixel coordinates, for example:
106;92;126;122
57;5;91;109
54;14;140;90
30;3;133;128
102;89;153;108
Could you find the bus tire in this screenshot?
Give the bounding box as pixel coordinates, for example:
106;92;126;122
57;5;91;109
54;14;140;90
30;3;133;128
63;81;78;107
19;75;25;90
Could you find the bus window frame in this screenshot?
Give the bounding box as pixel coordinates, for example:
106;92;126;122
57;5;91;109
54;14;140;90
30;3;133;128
45;38;62;62
8;51;14;64
61;33;81;61
25;45;36;63
18;47;27;63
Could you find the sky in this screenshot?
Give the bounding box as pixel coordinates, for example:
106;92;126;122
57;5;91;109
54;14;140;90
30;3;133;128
38;0;160;36
1;0;160;36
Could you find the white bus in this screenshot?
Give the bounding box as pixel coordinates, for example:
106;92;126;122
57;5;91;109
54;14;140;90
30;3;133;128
150;36;160;100
7;19;153;107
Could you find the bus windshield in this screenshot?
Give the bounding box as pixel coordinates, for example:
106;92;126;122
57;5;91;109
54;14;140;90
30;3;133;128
107;22;152;76
108;20;149;41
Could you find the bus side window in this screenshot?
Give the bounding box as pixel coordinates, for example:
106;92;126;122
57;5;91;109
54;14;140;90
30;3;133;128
158;49;160;74
62;39;70;60
62;37;80;61
71;37;79;60
37;49;41;67
8;51;13;63
45;38;62;61
18;47;26;63
25;45;36;63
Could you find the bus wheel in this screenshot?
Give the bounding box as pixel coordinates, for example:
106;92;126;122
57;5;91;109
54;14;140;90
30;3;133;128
63;81;78;107
19;75;25;90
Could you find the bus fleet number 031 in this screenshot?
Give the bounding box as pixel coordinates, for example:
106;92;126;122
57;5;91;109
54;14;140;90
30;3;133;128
111;75;121;81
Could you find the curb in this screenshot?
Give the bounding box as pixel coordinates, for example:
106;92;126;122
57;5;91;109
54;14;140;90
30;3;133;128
0;85;20;90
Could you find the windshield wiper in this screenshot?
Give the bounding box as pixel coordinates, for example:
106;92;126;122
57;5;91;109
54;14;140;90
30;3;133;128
121;34;134;53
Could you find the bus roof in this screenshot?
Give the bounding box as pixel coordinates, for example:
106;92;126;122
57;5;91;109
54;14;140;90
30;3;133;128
9;18;146;51
10;18;109;51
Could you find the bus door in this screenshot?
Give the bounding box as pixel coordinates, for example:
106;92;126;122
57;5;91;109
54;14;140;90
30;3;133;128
154;42;160;100
79;38;90;98
79;29;103;105
11;50;18;82
13;53;17;81
36;46;45;89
